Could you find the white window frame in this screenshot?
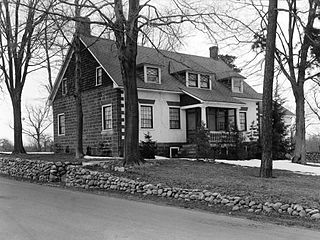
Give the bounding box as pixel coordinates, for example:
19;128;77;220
102;104;112;131
57;113;65;136
96;66;103;86
62;78;67;95
239;112;247;131
232;78;243;93
186;72;211;89
144;65;161;84
140;104;154;129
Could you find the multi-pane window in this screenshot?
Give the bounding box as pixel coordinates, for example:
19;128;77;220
239;112;247;131
200;74;210;89
102;105;112;130
140;105;153;128
146;67;160;83
169;108;180;129
62;79;67;95
232;78;243;93
58;114;65;135
96;67;103;86
188;73;198;87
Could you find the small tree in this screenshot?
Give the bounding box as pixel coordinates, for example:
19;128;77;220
140;132;156;160
191;121;214;161
272;98;290;159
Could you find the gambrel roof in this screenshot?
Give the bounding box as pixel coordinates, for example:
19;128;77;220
49;35;261;104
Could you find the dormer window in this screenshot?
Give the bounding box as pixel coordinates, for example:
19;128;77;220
232;78;243;93
188;73;198;87
200;74;210;89
187;72;211;89
144;66;161;84
96;67;103;86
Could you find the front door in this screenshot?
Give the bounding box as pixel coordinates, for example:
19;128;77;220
186;108;200;142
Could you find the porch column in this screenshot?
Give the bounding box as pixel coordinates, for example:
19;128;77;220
235;108;240;131
201;106;207;127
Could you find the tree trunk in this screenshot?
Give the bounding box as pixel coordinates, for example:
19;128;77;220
74;34;84;159
11;93;26;154
292;88;306;164
260;0;278;178
122;52;141;165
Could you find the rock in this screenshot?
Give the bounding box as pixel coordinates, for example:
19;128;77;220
221;199;229;204
273;202;282;210
232;206;240;211
204;191;212;197
146;189;152;195
249;201;256;207
248;209;254;213
280;204;290;210
309;209;319;215
158;189;163;195
287;208;293;215
310;213;320;220
294;204;303;212
263;206;272;213
299;210;306;217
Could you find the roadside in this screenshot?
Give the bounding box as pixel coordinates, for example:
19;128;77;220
1;153;320;230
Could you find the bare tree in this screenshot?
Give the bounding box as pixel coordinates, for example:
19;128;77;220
259;0;278;178
0;0;54;153
22;103;52;152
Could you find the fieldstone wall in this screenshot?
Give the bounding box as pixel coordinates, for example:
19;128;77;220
0;157;78;182
1;156;320;221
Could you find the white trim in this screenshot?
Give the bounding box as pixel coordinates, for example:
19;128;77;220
231;78;243;93
96;66;103;86
139;103;154;129
180;90;204;103
181;101;244;110
137;88;181;94
234;97;262;102
170;147;180;158
57;113;65;136
49;47;74;103
144;65;162;84
101;104;112;131
80;38;119;88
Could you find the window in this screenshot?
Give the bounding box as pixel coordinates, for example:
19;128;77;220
58;114;65;136
62;79;67;95
232;78;243;93
169;108;180;129
145;66;160;83
239;112;247;131
96;67;103;86
140;105;153;128
188;73;198;87
102;105;112;130
200;74;210;89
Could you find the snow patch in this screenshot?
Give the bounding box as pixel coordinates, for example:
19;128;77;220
215;159;320;176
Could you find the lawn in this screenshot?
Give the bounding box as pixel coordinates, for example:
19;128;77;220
112;159;320;209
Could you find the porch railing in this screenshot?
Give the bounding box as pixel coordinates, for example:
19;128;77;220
209;131;238;144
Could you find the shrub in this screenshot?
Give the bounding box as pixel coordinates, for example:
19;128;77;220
191;122;215;161
140;132;157;159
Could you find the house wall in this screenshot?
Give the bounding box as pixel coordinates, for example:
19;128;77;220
238;99;260;131
137;90;187;144
52;44;122;156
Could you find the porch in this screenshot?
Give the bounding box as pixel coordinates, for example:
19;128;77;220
181;103;244;145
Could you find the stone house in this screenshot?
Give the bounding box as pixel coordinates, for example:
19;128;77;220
49;28;262;157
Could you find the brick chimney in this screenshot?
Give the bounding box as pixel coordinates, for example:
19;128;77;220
209;46;219;60
76;17;91;36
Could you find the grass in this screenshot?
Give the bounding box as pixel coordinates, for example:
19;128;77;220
111;159;320;209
